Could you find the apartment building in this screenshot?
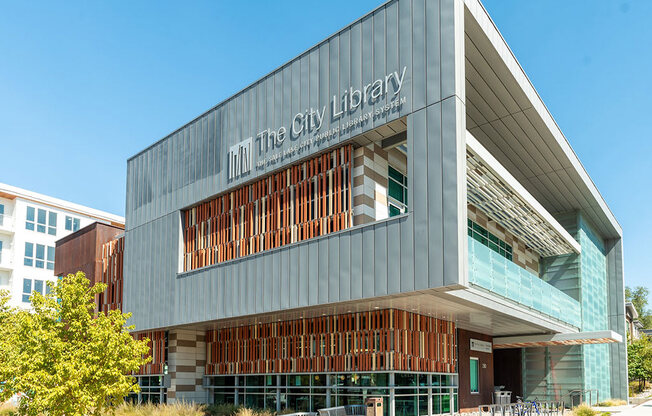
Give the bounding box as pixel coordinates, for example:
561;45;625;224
0;183;123;308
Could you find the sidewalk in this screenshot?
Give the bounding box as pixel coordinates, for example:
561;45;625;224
596;399;652;415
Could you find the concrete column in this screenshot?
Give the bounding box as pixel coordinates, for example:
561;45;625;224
167;329;207;403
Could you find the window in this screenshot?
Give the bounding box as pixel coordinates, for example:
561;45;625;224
26;206;35;230
48;212;57;235
0;241;3;263
22;278;45;303
34;279;43;295
24;242;34;266
0;203;4;226
388;166;408;217
22;278;32;303
470;358;479;394
25;206;57;235
35;244;45;268
36;208;47;233
24;242;54;269
47;246;55;270
467;219;513;261
65;216;80;232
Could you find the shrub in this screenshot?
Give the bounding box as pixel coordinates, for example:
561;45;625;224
234;408;274;416
0;403;17;416
596;399;627;407
203;403;242;416
572;404;597;416
114;402;204;416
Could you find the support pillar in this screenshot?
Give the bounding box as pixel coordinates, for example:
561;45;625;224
167;329;207;403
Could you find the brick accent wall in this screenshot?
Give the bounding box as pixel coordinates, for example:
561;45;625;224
168;329;207;403
353;144;407;225
468;204;540;275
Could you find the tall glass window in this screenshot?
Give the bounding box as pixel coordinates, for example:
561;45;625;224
48;212;57;235
467;219;512;261
34;279;43;295
22;278;32;303
470;358;479;394
24;242;34;266
208;372;457;416
35;244;45;269
36;209;47;233
47;246;55;270
0;203;4;226
0;241;3;263
26;206;35;230
65;216;80;232
388;166;408;217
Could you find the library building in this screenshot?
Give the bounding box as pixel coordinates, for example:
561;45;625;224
58;0;627;414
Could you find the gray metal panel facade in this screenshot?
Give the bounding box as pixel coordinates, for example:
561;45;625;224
123;0;467;331
606;238;627;400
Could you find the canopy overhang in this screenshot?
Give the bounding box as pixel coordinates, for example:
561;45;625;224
493;330;623;349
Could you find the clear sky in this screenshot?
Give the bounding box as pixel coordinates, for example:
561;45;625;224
1;1;649;290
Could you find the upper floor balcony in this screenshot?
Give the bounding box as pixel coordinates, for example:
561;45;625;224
0;247;13;271
465;131;582;328
0;214;14;235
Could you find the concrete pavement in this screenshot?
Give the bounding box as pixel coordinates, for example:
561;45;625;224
595;399;652;415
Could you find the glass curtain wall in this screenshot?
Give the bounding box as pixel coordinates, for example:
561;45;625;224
207;372;458;416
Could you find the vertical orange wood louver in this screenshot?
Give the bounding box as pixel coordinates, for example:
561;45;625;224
183;145;353;271
135;331;167;375
100;236;165;376
100;236;124;313
205;309;456;375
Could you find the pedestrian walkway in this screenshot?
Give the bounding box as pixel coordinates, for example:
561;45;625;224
597;399;652;415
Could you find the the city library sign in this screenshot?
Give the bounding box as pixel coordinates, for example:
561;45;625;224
228;66;408;180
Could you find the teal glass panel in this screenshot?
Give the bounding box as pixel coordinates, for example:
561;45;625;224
467;236;581;327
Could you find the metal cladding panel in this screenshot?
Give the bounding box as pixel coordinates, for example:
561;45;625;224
606;238;627;400
123;0;467;331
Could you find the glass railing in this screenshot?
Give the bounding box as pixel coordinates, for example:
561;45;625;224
467;236;581;328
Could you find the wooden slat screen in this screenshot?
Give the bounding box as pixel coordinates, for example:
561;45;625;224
135;330;167;375
183;145;353;271
205;309;456;375
99;236;124;313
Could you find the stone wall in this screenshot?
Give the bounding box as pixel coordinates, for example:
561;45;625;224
352;143;407;225
167;329;207;403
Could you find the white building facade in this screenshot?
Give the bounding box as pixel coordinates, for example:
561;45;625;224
0;183;124;308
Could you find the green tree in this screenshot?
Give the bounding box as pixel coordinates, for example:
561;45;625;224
628;335;652;390
0;272;151;416
626;286;652;328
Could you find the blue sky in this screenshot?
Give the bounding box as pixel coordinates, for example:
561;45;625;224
1;1;649;290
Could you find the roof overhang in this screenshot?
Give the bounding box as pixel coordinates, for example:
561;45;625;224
463;0;622;240
493;330;623;349
466;131;581;257
626;302;639;319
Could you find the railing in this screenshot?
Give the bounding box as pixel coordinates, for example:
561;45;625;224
468;236;581;327
0;249;12;268
476;401;565;416
317;405;366;416
0;214;14;230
